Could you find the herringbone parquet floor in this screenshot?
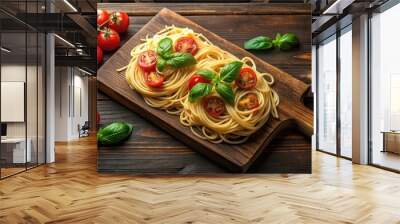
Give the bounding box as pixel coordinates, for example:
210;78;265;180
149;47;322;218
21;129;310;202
1;135;400;224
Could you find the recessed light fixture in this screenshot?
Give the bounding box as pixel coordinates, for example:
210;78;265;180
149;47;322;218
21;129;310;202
1;47;11;53
63;0;78;12
54;34;75;48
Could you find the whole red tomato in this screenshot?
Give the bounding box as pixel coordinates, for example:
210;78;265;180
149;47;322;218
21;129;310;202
108;11;129;33
98;28;120;52
97;46;103;64
97;9;110;27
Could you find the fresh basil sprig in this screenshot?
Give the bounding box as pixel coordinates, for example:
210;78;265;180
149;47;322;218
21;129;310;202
97;122;133;146
244;36;274;50
156;37;197;71
197;69;217;81
273;33;299;51
157;57;166;72
215;82;234;105
189;82;212;102
188;61;243;105
244;33;299;51
220;61;243;83
166;52;197;68
157;37;173;57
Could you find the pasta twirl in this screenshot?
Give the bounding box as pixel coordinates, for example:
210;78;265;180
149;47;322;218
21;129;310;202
122;25;279;144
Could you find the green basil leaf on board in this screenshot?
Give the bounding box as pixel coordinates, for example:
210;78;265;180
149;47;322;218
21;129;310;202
219;61;243;83
97;122;133;146
215;82;235;105
157;37;173;57
157;57;166;72
166;52;197;68
273;33;299;51
196;69;216;81
189;83;212;102
244;36;274;50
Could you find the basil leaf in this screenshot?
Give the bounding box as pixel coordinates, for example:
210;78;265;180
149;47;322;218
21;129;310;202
274;33;299;51
244;36;274;50
157;37;173;57
157;57;166;72
219;61;243;83
216;82;235;105
189;83;212;102
97;122;133;146
196;69;216;81
166;52;197;68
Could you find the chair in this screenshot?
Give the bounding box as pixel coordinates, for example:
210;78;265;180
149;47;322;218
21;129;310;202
79;121;90;138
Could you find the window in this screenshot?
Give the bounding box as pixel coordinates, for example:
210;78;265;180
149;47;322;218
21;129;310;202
370;2;400;171
339;26;352;158
317;35;337;154
316;24;353;158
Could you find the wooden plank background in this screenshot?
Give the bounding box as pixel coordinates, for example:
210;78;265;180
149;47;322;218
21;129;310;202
97;2;312;173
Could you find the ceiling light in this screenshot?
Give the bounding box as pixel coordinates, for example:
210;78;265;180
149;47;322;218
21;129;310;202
63;0;78;12
77;67;93;76
54;34;75;48
1;47;11;53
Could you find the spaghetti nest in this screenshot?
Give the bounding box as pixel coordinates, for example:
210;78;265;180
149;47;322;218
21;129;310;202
124;25;279;144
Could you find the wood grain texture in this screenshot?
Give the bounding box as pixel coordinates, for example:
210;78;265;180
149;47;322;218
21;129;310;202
97;8;313;172
97;3;311;15
1;137;400;223
98;2;312;174
98;92;311;173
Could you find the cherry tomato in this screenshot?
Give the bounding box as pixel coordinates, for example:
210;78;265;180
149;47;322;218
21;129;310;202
108;11;130;33
174;37;198;55
238;93;259;110
98;28;120;52
236;67;257;90
145;72;164;88
97;46;103;64
203;96;226;118
188;74;210;90
137;50;157;73
97;9;110;27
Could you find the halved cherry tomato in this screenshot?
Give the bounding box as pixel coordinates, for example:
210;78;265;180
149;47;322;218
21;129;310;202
238;93;259;110
174;37;198;55
145;72;164;88
138;50;157;72
108;11;130;33
97;46;103;64
203;96;226;118
236;67;257;90
98;28;120;52
188;74;210;90
97;9;110;27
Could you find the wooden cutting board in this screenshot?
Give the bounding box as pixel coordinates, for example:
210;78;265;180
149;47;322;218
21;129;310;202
97;8;313;172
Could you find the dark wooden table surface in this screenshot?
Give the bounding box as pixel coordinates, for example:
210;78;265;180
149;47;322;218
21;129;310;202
97;2;312;173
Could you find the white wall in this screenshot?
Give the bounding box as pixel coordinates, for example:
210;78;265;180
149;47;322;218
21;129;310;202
1;65;36;138
54;67;89;141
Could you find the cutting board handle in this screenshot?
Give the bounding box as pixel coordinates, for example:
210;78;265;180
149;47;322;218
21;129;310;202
293;103;313;137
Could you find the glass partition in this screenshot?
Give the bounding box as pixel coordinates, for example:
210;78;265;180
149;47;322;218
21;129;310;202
0;1;46;179
1;31;28;177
